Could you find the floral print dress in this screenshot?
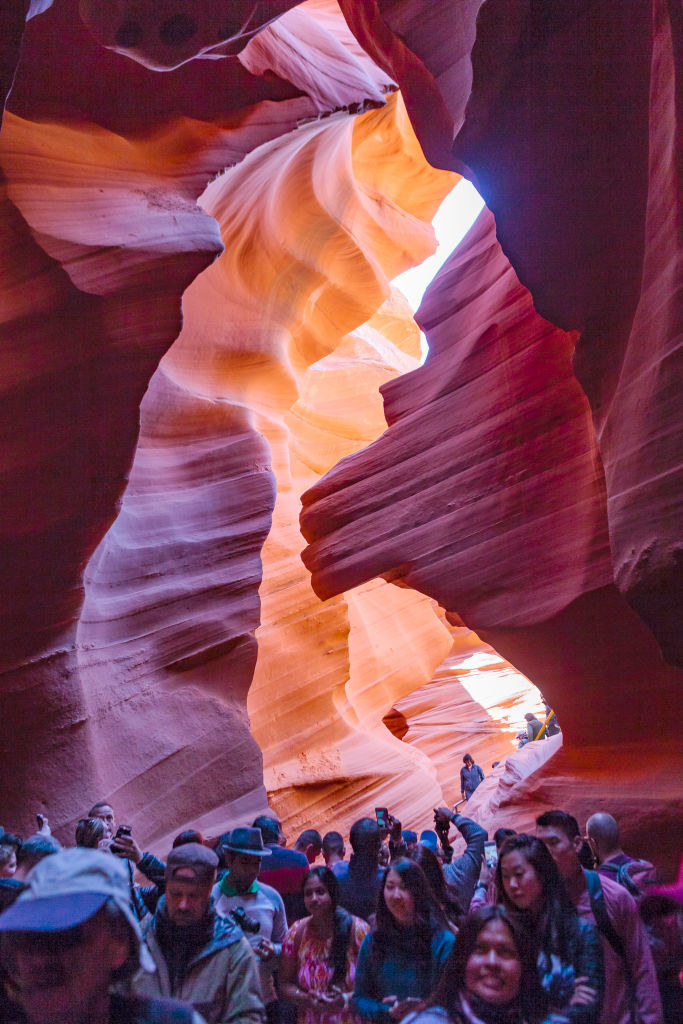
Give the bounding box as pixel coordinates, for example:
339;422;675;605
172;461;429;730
282;915;370;1024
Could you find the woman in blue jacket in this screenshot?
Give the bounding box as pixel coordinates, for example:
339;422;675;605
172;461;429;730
353;858;455;1023
497;834;603;1022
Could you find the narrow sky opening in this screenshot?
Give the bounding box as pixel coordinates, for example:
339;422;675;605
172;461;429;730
392;177;485;361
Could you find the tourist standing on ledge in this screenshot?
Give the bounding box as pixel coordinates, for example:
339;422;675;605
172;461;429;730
524;714;545;742
459;755;484;804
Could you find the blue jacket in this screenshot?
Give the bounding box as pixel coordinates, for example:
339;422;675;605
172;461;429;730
536;914;604;1023
353;924;455;1023
459;763;484;798
441;813;487;913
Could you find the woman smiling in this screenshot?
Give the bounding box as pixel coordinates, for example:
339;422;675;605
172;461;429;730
405;905;560;1024
353;859;454;1023
280;866;369;1024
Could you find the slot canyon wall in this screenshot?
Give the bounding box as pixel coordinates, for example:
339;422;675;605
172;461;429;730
0;1;681;870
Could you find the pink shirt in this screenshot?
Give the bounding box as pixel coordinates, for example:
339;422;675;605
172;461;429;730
574;872;662;1024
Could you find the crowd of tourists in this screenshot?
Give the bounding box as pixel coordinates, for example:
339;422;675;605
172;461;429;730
0;796;680;1024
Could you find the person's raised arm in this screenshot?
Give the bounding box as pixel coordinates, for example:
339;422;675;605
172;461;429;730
387;815;407;858
110;831;167;888
439;811;487;911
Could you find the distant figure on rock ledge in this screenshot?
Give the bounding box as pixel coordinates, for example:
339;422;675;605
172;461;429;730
524;713;545;742
459;754;484;803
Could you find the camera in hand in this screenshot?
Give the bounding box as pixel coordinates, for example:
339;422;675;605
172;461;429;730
229;907;260;934
115;825;132;839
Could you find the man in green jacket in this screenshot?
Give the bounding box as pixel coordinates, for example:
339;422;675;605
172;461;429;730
133;844;265;1024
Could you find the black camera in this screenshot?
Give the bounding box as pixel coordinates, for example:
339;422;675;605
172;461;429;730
230;907;260;934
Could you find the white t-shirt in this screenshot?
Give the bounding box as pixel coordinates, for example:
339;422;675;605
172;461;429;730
212;879;287;1003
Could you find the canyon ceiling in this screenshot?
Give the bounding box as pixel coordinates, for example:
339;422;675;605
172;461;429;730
0;1;680;871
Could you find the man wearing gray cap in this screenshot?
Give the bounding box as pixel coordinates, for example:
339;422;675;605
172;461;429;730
133;843;265;1024
0;847;206;1024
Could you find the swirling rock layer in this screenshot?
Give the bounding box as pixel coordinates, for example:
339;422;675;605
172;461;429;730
0;0;680;853
1;2;461;841
339;0;682;663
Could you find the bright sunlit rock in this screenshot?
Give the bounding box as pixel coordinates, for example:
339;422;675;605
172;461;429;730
393;177;485;360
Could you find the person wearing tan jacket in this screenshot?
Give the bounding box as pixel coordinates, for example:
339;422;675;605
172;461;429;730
133;843;265;1024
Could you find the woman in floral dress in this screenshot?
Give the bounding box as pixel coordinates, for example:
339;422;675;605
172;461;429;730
280;866;370;1024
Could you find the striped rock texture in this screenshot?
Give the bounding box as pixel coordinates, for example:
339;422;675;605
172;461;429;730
0;1;680;867
0;0;468;848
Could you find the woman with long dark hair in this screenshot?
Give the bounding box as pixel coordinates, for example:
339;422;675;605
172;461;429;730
353;859;455;1023
408;845;463;930
405;904;554;1024
496;834;603;1021
280;865;370;1024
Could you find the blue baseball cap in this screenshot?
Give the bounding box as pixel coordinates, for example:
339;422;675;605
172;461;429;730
0;847;146;950
419;830;438;852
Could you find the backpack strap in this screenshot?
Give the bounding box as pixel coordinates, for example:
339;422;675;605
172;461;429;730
585;869;628;962
617;863;646;899
585;871;641;1023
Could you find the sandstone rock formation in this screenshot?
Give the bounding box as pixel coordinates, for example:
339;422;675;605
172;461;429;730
338;0;682;664
0;0;465;847
301;1;682;866
0;0;680;863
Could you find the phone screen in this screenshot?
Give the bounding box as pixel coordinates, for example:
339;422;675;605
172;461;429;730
375;807;389;829
484;841;498;867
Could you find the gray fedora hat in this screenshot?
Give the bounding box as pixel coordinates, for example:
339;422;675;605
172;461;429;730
223;827;272;856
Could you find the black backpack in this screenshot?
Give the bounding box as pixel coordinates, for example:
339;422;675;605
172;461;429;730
598;858;657;901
